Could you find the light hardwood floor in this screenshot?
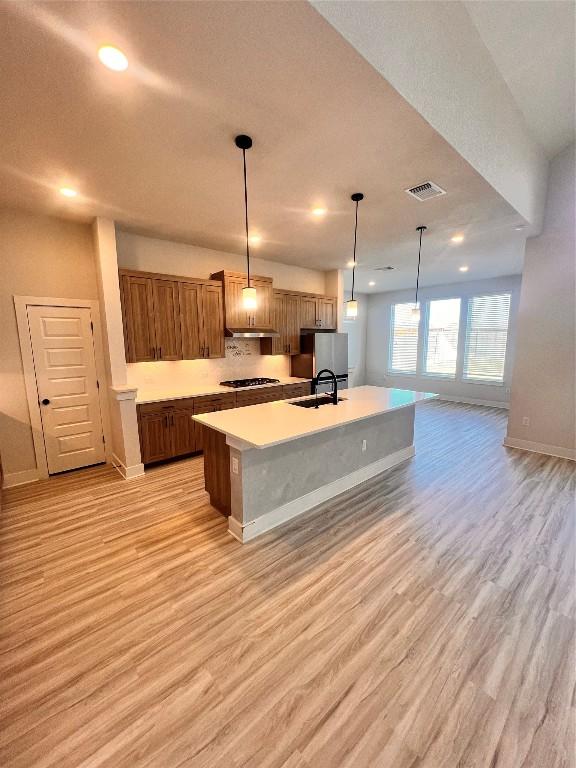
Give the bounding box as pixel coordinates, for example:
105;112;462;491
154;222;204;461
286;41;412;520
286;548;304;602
1;401;574;768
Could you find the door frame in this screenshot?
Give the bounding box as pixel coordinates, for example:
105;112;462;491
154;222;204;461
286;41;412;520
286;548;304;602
14;296;112;480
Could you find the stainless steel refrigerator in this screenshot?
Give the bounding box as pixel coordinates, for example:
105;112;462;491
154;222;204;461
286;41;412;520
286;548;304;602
290;332;349;392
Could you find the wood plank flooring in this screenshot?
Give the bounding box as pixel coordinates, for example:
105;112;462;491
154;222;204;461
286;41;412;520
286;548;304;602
0;401;574;768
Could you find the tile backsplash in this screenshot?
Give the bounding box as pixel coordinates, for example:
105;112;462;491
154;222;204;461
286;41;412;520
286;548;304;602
126;339;290;392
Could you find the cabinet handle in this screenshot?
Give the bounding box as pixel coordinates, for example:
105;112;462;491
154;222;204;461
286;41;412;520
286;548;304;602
151;346;156;359
288;343;291;353
200;346;205;357
158;346;162;359
164;414;169;428
206;346;210;358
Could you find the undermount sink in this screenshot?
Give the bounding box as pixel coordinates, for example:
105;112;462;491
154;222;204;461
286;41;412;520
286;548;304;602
289;395;347;408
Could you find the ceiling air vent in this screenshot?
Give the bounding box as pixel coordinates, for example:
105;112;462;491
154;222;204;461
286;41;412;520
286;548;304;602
405;181;446;202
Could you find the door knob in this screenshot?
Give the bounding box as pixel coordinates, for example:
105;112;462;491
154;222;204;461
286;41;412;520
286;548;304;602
41;398;50;405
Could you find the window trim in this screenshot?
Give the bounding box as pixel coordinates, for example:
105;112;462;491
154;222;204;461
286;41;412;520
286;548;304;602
462;292;512;385
422;296;462;380
387;301;419;375
386;290;513;387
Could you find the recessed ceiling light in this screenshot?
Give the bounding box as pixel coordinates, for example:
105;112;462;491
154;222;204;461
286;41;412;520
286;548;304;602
368;281;376;286
347;259;356;268
515;225;526;231
98;45;129;72
451;234;464;244
312;207;327;217
59;187;78;198
248;235;262;246
459;265;469;272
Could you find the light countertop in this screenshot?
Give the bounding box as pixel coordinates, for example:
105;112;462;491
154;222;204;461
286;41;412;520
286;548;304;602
135;377;311;404
192;386;437;449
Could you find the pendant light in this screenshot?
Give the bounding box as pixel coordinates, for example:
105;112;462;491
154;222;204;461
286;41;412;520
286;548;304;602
412;225;427;320
235;134;257;310
346;192;364;319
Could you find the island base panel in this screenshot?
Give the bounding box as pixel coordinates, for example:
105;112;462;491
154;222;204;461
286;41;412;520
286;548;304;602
202;426;231;516
228;405;415;542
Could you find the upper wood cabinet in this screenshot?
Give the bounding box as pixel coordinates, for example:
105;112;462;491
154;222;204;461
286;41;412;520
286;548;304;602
121;274;157;362
300;295;337;330
179;280;225;360
261;291;301;355
151;279;182;361
120;269;225;363
211;271;273;329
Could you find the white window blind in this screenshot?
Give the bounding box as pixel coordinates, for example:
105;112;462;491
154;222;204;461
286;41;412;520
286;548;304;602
424;298;461;377
389;303;419;373
463;293;511;382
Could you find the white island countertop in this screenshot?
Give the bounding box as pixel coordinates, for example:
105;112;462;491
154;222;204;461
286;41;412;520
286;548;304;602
193;386;437;449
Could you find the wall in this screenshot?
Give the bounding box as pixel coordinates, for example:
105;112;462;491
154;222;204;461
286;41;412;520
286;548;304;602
312;0;548;228
343;291;367;387
506;143;575;459
128;340;290;398
117;230;328;390
116;230;326;294
0;209;99;481
364;275;522;406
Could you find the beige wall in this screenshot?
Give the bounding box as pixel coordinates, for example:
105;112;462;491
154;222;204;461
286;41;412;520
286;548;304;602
116;230;327;294
506;143;576;458
0;209;98;478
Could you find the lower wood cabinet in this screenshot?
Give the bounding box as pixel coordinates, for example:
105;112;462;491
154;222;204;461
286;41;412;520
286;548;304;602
235;385;285;408
282;382;312;399
137;384;310;465
138;399;198;465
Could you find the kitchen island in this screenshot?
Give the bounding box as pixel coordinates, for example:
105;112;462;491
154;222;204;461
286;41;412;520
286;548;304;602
193;386;436;542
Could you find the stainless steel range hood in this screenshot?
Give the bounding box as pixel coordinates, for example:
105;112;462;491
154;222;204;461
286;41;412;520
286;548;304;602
225;326;279;338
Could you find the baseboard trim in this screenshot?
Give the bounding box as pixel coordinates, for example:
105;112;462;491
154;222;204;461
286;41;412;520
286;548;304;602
229;445;415;543
3;469;41;488
503;437;575;461
111;454;145;480
438;395;509;409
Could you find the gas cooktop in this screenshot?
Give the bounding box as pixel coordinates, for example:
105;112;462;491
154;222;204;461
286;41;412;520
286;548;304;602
219;377;281;389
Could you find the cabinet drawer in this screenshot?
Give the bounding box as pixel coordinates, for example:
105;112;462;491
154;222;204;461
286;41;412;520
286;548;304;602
283;382;312;399
193;393;237;413
235;386;285;408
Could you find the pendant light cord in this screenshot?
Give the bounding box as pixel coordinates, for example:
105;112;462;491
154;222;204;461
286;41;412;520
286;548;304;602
351;199;359;301
415;226;424;307
241;147;251;288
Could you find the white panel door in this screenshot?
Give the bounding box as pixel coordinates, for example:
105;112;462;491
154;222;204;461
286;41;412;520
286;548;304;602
27;305;105;474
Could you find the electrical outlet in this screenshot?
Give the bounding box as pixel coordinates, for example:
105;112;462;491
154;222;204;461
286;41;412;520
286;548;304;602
522;416;530;426
232;456;239;474
362;439;367;453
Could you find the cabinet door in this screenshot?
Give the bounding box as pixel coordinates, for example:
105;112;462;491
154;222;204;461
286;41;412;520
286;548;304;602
318;298;337;330
152;280;182;360
121;275;156;362
202;284;225;358
235;386;285;407
171;407;200;457
300;296;318;329
179;282;204;359
270;292;287;354
226;277;250;327
284;293;301;354
138;411;172;464
252;278;272;328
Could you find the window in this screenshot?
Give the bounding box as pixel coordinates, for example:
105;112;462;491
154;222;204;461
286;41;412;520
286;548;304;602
424;298;461;377
389;302;419;373
463;293;511;382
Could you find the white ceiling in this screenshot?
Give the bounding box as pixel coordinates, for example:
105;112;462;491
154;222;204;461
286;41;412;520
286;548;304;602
465;0;575;158
1;1;529;290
